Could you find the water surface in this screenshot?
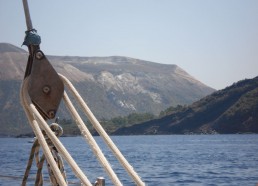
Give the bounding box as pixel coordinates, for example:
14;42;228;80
0;135;257;185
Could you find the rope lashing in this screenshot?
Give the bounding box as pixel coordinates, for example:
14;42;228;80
21;78;91;186
45;123;67;186
21;123;67;186
22;29;41;46
49;123;63;138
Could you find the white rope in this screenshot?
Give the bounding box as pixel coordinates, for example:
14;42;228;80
59;74;145;186
21;74;145;186
20;78;68;186
21;78;92;186
63;91;123;186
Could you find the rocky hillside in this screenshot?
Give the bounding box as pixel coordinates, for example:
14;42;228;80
113;76;258;135
0;43;214;136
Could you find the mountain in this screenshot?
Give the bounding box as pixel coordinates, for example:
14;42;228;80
0;43;214;136
113;76;258;135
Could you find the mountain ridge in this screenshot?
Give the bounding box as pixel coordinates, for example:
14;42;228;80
0;43;215;136
0;43;27;53
113;76;258;135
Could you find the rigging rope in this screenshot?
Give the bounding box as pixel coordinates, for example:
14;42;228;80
22;139;40;186
21;78;91;186
21;0;144;185
21;79;67;185
21;74;145;186
22;124;67;186
59;74;145;186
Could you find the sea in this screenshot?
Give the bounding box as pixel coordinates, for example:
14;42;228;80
0;135;258;186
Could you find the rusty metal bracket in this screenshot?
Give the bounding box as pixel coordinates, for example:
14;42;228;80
28;50;64;119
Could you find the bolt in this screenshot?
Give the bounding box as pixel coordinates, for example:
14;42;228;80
35;51;43;59
42;86;51;94
48;110;55;119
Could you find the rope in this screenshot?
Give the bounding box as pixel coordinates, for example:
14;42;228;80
22;125;67;186
21;78;92;186
22;29;41;46
22;139;39;186
46;147;66;186
21;1;142;183
35;153;45;186
21;74;145;185
45;124;67;186
63;91;122;186
59;74;145;186
20;78;68;186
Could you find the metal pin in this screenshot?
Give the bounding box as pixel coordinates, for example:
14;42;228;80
35;51;43;59
42;86;51;94
48;110;55;119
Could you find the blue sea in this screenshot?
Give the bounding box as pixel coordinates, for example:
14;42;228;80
0;135;258;186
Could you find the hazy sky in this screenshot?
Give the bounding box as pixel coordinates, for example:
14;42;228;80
1;0;258;90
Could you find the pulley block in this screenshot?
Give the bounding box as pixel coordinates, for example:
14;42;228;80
28;49;64;119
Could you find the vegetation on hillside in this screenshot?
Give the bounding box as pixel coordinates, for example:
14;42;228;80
6;76;258;137
113;76;258;135
13;76;258;137
59;112;155;136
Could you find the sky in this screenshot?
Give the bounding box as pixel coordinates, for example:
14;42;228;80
0;0;258;90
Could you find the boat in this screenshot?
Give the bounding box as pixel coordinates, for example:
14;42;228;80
20;0;145;185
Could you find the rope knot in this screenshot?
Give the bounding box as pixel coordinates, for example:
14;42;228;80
50;123;63;137
22;29;41;46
